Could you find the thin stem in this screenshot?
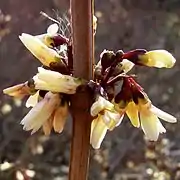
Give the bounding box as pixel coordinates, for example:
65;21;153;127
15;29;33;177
69;0;94;180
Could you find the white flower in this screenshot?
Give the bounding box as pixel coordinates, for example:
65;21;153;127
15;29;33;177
90;96;114;117
3;82;34;98
35;23;59;48
42;101;69;135
114;99;177;141
90;115;108;149
19;33;62;66
33;67;82;94
138;50;176;68
26;91;40;108
21;92;60;134
90;96;122;149
139;103;177;141
120;59;134;73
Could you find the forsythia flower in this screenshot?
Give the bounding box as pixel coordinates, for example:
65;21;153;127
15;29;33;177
114;77;177;141
26;91;40;108
120;59;134;73
138;50;176;68
33;67;82;94
3;82;35;99
90;96;122;149
19;33;63;67
21;92;68;135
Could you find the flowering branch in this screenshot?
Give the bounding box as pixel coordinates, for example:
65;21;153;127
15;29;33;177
2;4;178;180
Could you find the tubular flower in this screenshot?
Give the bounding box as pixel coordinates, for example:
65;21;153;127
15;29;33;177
137;50;176;68
3;81;35;99
114;77;177;141
33;67;82;94
26;91;41;108
36;23;69;48
120;59;134;73
19;33;64;67
90;96;122;149
21;92;68;135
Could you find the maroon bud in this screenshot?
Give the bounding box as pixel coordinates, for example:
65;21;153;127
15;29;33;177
51;34;69;47
101;51;116;71
122;49;147;64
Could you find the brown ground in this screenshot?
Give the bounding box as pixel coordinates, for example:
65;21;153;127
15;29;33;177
1;0;180;179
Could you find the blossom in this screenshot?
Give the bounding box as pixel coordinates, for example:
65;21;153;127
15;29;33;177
137;50;176;68
90;96;122;149
21;92;68;135
19;33;63;67
33;67;82;94
42;101;69;135
114;77;177;141
115;59;134;74
3;82;35;99
26;91;40;108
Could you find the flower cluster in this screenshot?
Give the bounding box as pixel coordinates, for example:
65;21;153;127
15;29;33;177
3;20;83;135
91;49;176;149
3;15;177;149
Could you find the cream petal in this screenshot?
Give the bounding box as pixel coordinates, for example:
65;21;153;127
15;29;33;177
140;110;159;141
90;96;114;117
103;110;122;130
42;116;53;135
157;120;166;134
126;102;140;128
139;50;176;68
19;33;60;66
90;116;108;149
47;23;59;35
115;114;124;127
21;92;60;134
120;59;134;73
90;117;99;141
26;91;39;108
33;68;80;94
150;105;177;123
53;103;68;133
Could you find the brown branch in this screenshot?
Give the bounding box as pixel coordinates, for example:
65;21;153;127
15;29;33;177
69;0;94;180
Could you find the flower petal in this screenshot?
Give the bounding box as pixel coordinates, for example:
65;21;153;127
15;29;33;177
138;50;176;68
140;110;159;141
120;59;134;73
26;91;40;108
21;92;60;134
90;96;114;117
3;82;33;98
126;102;140;127
42;116;53;135
33;67;80;94
19;33;61;66
47;23;59;35
157;120;166;134
103;110;122;130
90;116;108;149
53;103;68;133
150;105;177;123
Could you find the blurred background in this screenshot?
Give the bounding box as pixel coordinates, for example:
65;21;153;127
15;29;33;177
1;0;180;179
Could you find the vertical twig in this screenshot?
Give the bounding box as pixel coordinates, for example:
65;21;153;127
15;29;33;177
69;0;94;180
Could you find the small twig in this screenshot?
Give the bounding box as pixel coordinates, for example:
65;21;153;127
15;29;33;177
40;11;60;25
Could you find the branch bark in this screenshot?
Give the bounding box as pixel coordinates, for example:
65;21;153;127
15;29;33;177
69;0;94;180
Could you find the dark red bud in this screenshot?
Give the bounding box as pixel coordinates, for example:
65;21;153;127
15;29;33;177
101;51;116;71
52;34;69;47
122;49;147;64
